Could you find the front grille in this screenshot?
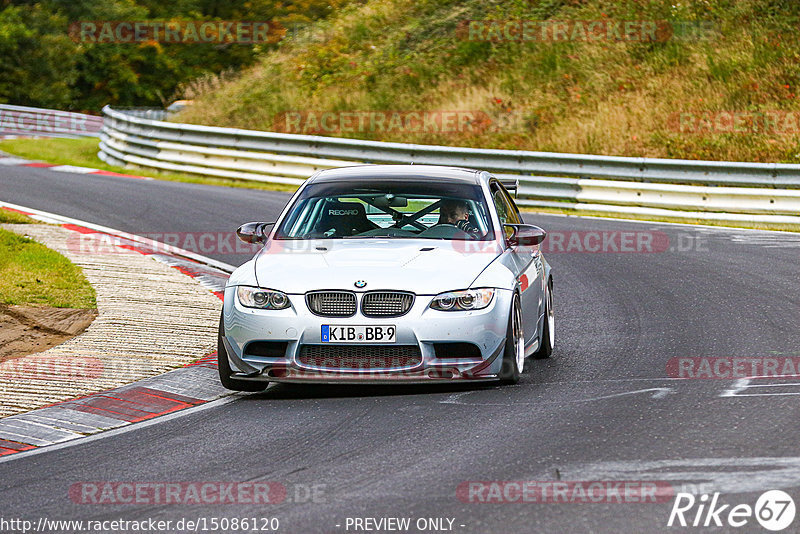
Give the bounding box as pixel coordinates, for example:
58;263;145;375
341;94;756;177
361;291;415;317
306;291;357;317
298;345;422;370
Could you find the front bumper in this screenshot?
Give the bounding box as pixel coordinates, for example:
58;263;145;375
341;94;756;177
221;286;512;384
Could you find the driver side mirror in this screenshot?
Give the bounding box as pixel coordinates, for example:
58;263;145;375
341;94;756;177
236;222;275;244
504;224;546;247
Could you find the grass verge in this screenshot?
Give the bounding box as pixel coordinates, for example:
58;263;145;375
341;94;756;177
0;137;298;193
0;209;36;224
0;227;96;308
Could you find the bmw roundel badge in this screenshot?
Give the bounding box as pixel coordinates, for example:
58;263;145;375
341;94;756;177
354;280;367;288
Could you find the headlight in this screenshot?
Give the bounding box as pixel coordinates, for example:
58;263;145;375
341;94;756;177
237;286;291;310
430;288;494;311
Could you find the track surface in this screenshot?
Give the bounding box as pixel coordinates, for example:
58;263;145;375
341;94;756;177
2;166;800;533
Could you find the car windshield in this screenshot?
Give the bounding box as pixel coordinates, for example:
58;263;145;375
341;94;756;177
274;179;495;241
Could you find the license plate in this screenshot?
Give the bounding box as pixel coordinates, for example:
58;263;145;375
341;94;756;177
321;325;396;343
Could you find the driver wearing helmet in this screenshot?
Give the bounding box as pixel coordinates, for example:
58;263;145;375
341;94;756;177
438;199;480;236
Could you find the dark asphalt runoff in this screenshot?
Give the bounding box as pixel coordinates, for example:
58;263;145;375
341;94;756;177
0;167;291;267
2;165;800;533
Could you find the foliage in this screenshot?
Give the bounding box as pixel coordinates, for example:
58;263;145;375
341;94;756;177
0;0;351;111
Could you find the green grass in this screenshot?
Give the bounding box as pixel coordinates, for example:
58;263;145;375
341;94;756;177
0;228;96;308
0;209;36;224
0;138;298;193
0;137;105;170
176;0;800;164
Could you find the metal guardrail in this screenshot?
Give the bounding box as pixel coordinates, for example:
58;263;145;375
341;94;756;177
100;105;800;225
0;104;103;138
108;107;169;121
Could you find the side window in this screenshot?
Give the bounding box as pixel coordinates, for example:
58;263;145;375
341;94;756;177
493;189;508;225
504;189;523;222
491;182;521;239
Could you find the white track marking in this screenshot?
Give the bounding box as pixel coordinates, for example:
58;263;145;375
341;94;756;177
439;386;676;406
560;457;800;494
572;387;675;402
48;165;100;174
720;378;800;397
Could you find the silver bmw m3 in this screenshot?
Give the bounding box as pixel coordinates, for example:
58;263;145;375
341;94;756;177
218;165;554;390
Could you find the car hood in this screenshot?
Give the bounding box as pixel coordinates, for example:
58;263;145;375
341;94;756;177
253;239;501;295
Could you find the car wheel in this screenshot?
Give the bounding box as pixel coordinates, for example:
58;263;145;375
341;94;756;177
499;293;524;385
532;279;554;360
217;312;269;392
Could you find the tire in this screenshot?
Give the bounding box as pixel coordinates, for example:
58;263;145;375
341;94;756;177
499;293;525;385
532;279;554;360
217;313;269;392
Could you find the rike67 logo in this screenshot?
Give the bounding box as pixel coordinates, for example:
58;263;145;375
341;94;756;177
668;490;795;531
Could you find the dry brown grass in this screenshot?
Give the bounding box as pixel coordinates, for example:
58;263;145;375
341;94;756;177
177;0;800;163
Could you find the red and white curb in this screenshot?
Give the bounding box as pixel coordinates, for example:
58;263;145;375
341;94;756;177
0;355;229;458
0;203;238;461
0;150;152;180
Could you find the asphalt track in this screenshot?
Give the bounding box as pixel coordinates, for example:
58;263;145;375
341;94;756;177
2;165;800;533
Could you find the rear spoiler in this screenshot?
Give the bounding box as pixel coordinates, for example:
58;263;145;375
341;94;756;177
499;178;519;196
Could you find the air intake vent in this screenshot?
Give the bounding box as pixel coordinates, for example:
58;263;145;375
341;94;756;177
298;345;422;370
244;341;288;358
433;342;482;359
